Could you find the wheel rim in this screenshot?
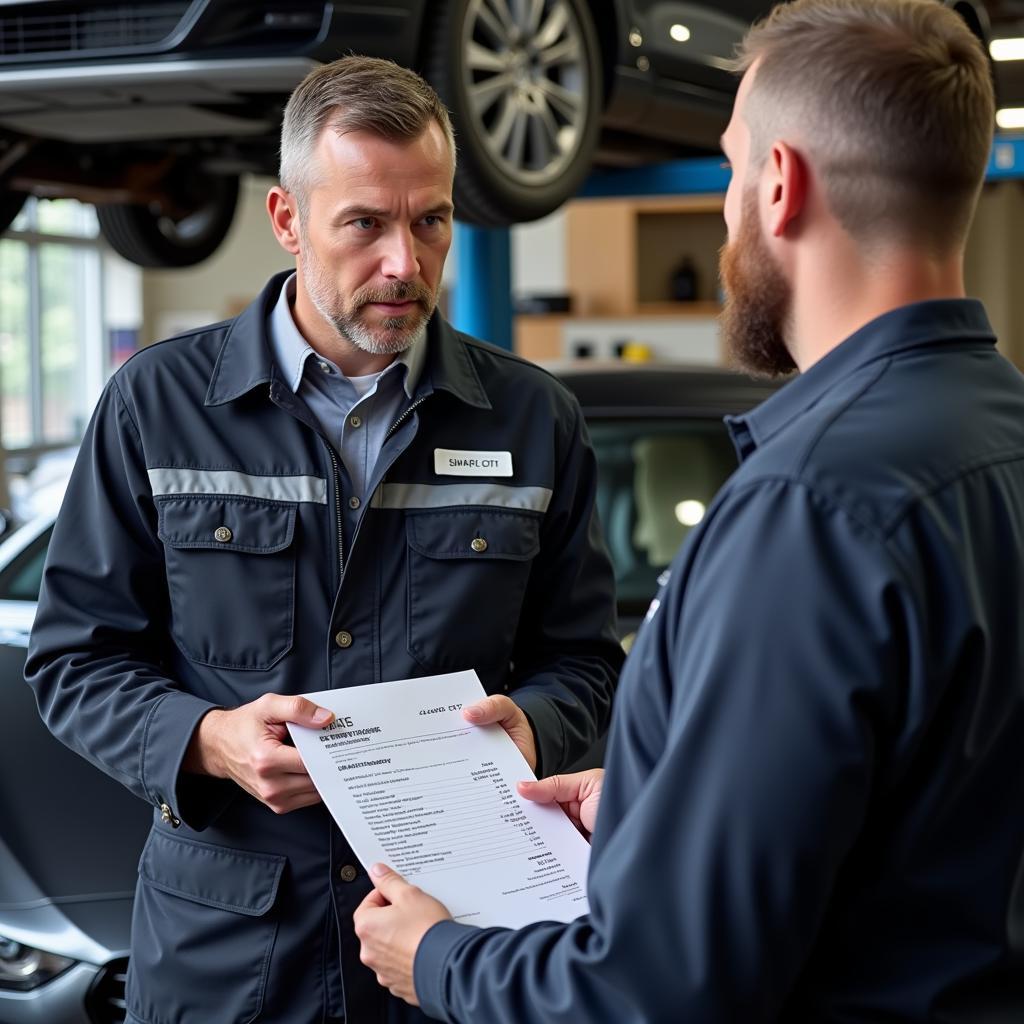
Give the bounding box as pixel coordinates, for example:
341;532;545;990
460;0;590;187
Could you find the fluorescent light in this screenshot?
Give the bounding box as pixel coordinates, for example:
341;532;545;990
997;107;1024;130
991;38;1024;61
670;23;691;43
675;500;705;527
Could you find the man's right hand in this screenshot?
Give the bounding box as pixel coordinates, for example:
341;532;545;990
517;768;604;840
183;694;334;814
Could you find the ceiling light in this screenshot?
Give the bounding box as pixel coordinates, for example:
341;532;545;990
996;108;1024;130
670;24;691;43
675;500;705;527
990;38;1024;61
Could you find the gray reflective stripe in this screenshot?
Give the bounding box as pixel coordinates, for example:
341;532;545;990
372;482;552;513
148;468;327;504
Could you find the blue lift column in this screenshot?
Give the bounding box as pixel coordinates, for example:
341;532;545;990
451;222;513;351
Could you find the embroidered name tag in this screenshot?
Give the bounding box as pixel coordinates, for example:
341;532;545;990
434;449;513;477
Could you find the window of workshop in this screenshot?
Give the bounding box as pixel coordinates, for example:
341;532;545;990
0;198;141;454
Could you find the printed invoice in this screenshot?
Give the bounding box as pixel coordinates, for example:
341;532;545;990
288;669;591;928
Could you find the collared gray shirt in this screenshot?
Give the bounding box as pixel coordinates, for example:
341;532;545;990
267;273;426;541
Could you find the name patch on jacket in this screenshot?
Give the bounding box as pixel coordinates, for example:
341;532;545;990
434;449;513;477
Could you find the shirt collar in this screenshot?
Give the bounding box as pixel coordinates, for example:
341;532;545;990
268;272;426;398
206;271;490;411
725;298;996;462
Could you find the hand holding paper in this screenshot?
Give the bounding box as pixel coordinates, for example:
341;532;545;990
462;693;538;770
287;670;591;929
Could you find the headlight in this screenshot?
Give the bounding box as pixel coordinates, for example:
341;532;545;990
0;935;76;991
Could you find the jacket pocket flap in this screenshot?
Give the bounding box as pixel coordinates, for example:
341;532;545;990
407;509;541;561
157;496;296;554
139;830;286;917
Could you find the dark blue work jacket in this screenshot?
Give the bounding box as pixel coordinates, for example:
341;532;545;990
25;273;622;1024
415;300;1024;1023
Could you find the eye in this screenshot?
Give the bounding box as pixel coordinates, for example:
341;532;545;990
352;216;377;230
421;214;445;227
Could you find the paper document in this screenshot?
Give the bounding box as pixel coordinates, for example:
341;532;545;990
288;670;591;928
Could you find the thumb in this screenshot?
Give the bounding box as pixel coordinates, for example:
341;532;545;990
516;777;559;805
462;694;514;725
517;772;587;805
369;862;410;901
268;694;335;727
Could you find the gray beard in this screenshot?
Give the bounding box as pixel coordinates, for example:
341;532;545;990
301;235;435;356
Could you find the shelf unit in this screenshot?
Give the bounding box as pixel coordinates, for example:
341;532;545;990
516;192;727;363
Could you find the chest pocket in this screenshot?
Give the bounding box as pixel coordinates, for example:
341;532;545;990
406;508;540;673
157;496;297;670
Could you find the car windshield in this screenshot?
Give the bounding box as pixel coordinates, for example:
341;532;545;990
588;419;738;616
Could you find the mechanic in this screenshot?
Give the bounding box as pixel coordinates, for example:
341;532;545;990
25;56;622;1024
353;2;1024;1020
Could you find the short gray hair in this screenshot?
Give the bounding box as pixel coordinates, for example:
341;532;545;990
279;55;457;215
734;0;994;254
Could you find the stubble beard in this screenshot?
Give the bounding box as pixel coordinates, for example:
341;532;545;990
302;239;437;357
719;187;797;378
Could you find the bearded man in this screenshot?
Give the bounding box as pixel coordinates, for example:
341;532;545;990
26;56;623;1024
355;3;1024;1022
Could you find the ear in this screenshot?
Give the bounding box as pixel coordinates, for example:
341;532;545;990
267;186;302;256
763;141;808;238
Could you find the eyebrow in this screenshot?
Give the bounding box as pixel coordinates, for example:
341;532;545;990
332;205;390;225
332;201;455;225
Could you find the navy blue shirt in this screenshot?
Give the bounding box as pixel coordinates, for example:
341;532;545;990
415;300;1024;1023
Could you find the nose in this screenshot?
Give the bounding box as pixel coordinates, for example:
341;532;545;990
380;227;420;281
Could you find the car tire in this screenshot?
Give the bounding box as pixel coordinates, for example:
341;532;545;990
96;173;240;268
0;190;27;232
425;0;603;226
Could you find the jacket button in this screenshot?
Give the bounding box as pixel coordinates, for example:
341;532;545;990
348;496;361;510
335;631;353;648
349;415;362;428
214;526;232;543
339;864;358;883
471;537;488;553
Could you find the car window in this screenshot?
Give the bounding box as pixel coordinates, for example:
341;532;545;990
0;528;51;601
588;419;738;615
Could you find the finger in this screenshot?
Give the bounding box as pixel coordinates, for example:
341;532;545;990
355;889;389;917
251;778;322;814
262;693;335;728
368;862;412;901
258;744;312;776
517;773;584;805
270;789;323;814
517;778;559;804
462;695;518;727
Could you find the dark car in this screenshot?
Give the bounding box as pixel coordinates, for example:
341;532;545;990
0;361;776;1023
560;363;778;637
0;0;774;267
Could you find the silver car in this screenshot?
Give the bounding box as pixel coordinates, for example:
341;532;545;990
0;513;148;1024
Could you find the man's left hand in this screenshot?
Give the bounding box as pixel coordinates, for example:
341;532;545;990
462;695;537;770
354;863;452;1005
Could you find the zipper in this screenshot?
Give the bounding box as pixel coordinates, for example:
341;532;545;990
326;444;345;578
331;393;431;587
384;394;430;443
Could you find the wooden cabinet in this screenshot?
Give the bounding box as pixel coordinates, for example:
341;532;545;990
515;194;727;363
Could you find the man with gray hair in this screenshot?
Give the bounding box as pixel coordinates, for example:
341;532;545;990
26;56;622;1023
355;2;1024;1020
